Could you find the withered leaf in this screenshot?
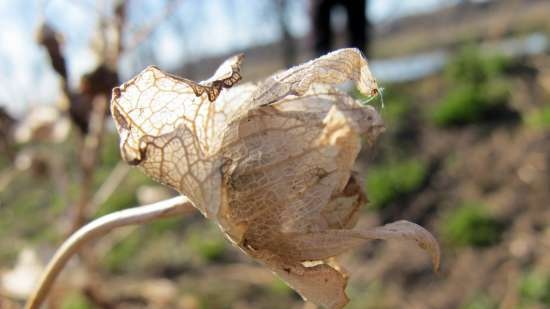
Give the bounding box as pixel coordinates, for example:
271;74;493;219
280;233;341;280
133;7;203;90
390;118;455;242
111;48;440;309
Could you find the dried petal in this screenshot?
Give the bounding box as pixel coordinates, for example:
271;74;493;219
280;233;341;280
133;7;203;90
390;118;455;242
358;220;441;272
268;221;441;271
258;250;349;309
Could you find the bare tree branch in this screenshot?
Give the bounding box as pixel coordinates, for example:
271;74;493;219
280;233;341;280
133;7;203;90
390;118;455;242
70;95;109;233
124;0;185;51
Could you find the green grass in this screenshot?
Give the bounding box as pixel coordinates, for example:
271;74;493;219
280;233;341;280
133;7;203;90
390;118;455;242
524;105;550;129
380;93;410;128
346;281;390;309
266;278;293;296
188;235;226;262
186;222;227;262
150;216;182;235
441;201;503;247
365;159;428;210
445;47;511;85
100;132;122;168
519;271;550;306
102;231;143;272
60;292;93;309
94;170;152;217
461;294;496;309
0;154;10;170
430;47;512;127
431;82;509;127
187;280;244;309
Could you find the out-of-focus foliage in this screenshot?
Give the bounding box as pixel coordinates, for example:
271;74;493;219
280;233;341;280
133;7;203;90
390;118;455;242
379;94;410;128
102;231;143;273
460;294;496;309
445;47;511;84
431;48;513;127
524;104;550;129
266;278;293;296
365;159;427;210
93;171;151;217
519;271;550;307
345;282;389;309
431;83;510;126
441;201;504;247
60;292;93;309
186;222;227;263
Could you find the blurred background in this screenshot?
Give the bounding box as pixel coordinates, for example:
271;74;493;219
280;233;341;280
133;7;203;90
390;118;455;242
1;0;550;308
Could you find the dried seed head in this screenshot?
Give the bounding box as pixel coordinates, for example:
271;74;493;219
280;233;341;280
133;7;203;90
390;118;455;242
111;48;440;309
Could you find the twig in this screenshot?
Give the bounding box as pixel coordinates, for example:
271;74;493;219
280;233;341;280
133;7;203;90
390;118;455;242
89;161;131;214
124;0;184;51
24;195;196;309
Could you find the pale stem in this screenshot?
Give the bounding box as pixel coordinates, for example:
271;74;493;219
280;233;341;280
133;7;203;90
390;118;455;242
89;162;131;213
24;196;196;309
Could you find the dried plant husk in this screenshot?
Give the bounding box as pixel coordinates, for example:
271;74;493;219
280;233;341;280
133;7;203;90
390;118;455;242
111;48;440;309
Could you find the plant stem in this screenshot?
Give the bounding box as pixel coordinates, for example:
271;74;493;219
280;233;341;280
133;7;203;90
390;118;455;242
25;195;195;309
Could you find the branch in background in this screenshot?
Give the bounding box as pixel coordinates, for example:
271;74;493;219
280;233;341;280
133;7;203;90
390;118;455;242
52;160;71;211
28;3;141;307
124;0;184;51
24;196;196;309
36;23;68;83
89;161;131;214
70;95;109;233
113;1;127;62
275;0;297;67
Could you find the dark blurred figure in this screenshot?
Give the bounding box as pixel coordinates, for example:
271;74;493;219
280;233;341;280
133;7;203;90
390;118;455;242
0;107;15;162
276;0;297;67
311;0;370;56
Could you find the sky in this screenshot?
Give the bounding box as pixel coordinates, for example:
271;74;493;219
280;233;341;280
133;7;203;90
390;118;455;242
0;0;458;116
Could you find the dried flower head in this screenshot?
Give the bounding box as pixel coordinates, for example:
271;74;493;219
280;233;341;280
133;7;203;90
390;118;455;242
111;48;440;308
